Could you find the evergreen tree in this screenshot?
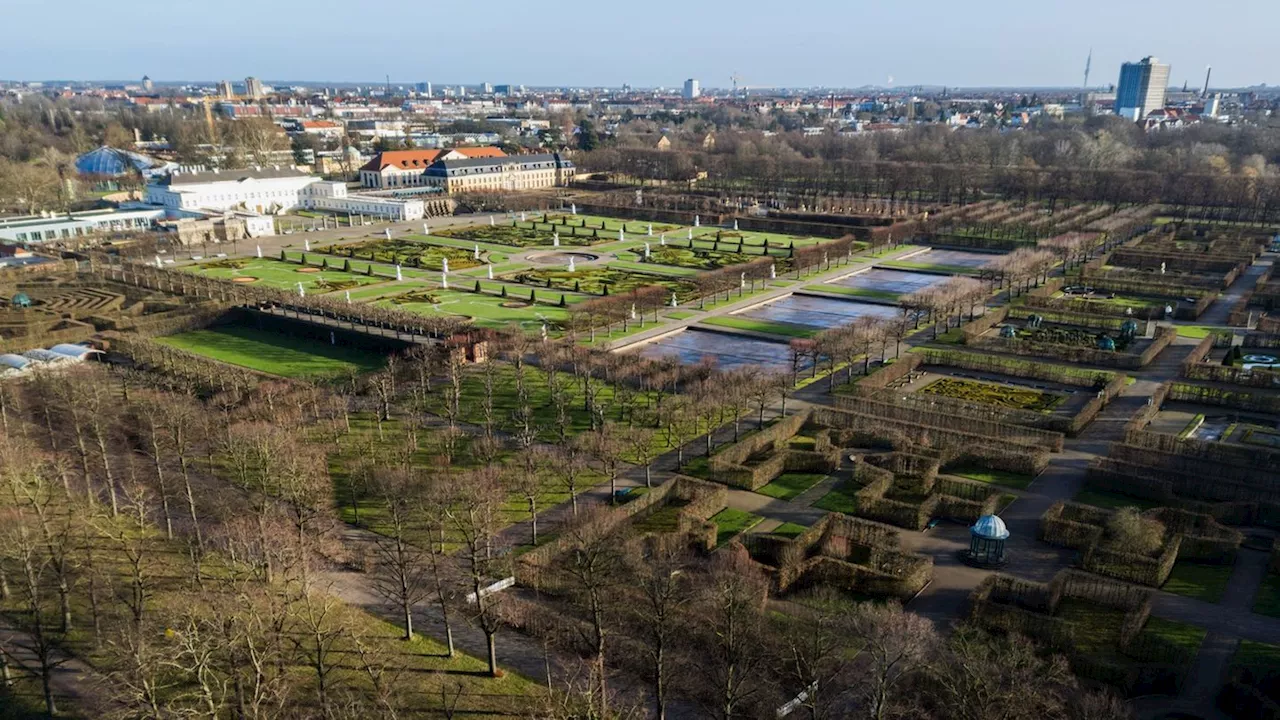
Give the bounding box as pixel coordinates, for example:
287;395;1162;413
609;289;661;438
474;280;482;293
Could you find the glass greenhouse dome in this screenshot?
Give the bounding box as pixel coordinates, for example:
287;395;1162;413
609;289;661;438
74;146;162;177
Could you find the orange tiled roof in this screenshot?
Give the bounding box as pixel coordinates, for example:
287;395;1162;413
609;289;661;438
452;147;506;159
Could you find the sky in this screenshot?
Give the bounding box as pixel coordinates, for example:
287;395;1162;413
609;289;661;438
3;0;1275;89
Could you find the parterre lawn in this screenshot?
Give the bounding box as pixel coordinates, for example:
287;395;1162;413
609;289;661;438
1251;572;1280;618
948;466;1036;490
771;522;810;539
814;483;860;514
184;257;381;292
1162;562;1233;603
156;325;386;379
756;472;828;501
711;508;764;546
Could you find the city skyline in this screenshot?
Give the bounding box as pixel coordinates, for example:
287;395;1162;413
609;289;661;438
2;0;1277;89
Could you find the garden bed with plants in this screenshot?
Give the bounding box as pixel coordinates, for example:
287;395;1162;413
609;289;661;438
507;265;697;299
918;377;1066;413
318;238;480;271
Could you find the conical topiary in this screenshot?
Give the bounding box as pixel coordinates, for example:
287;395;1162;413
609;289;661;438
474;280;481;293
559;294;567;307
501;286;507;298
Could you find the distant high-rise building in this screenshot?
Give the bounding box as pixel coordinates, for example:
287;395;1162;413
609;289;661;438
1115;56;1170;121
216;80;234;99
141;75;154;92
245;76;266;99
415;81;429;95
482;82;493;94
683;78;700;100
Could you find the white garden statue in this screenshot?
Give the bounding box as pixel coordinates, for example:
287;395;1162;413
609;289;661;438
770;263;777;279
644;242;651;259
687;227;693;240
474;244;481;260
489;216;495;226
571;203;577;215
740;271;746;289
423;222;429;234
647;224;653;236
733;219;739;230
487;265;494;280
304;239;310;251
520;212;526;222
441;273;448;290
660;234;666;245
619;228;625;241
630;303;638;320
297;282;305;297
345;290;351;304
694;215;700;227
670;293;679;308
256;245;263;258
440;258;448;274
155;255;163;268
553;232;560;247
567;256;576;272
397;264;405;281
385;228;392;240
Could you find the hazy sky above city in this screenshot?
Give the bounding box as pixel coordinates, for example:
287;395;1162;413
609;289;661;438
4;0;1275;89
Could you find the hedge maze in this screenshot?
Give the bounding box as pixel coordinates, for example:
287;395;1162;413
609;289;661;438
969;570;1203;697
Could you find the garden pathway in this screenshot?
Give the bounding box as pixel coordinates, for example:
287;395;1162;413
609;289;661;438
0;617;118;717
1197;257;1272;326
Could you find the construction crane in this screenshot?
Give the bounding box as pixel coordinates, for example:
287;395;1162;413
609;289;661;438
730;72;743;97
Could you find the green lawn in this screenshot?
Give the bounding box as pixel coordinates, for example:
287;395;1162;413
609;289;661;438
770;522;810;539
690;227;827;249
809;284;902;301
1138;616;1207;655
947;466;1037;490
701;316;818;338
156;325;387;379
1252;572;1280;618
813;483;860;514
1162;562;1234;603
1232;640;1280;674
607;260;703;277
878;260;980;276
756;472;828;501
710;508;764;546
1175;325;1218;339
666;310;699;320
376;287;574;332
1072;488;1162;511
184;256;383;293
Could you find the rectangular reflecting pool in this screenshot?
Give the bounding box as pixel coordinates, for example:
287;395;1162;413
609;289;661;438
738;294;900;329
633;328;802;370
910;248;1002;268
827;268;948;295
